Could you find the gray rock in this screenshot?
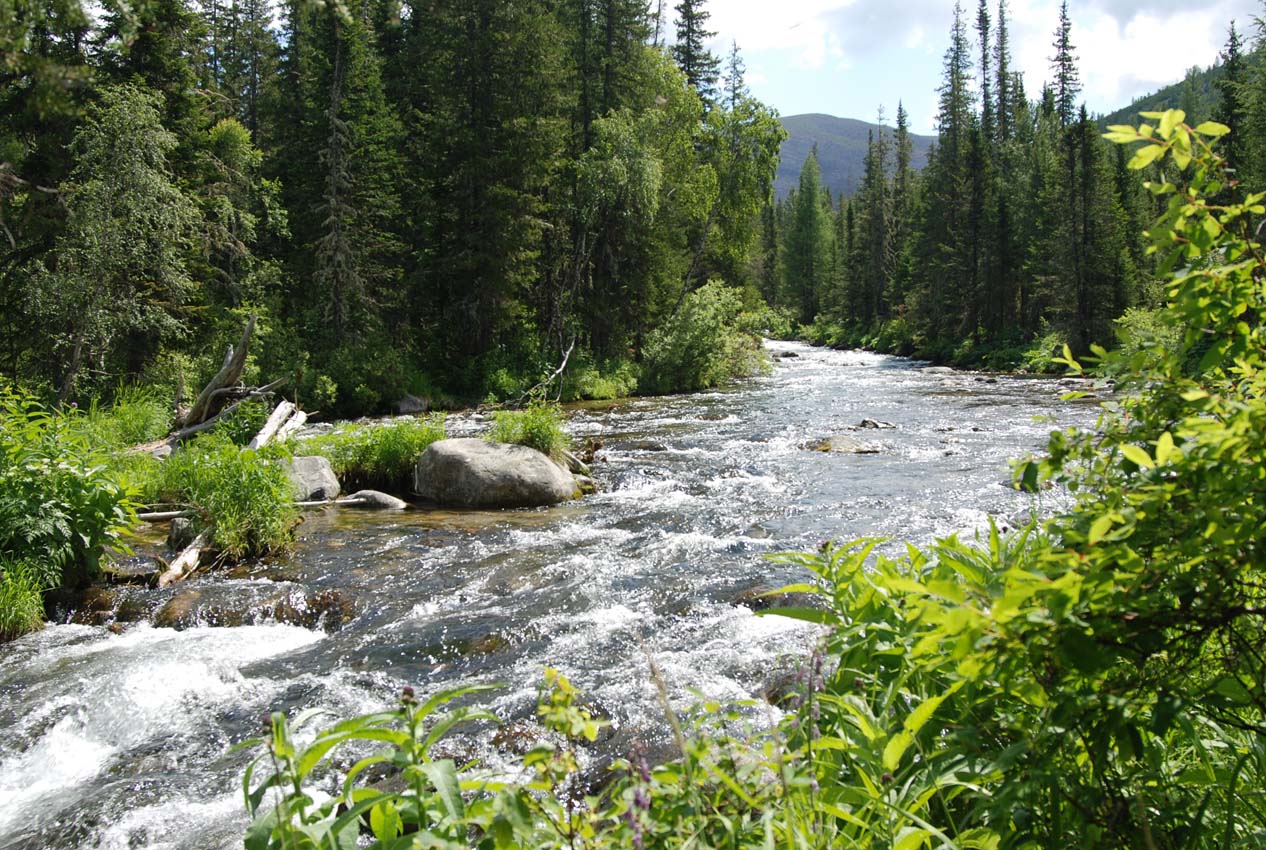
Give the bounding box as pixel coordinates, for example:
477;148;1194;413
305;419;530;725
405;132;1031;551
344;489;408;510
858;418;895;430
575;475;598;494
395;393;430;415
413;438;579;508
285;455;341;501
561;449;591;476
102;556;163;584
804;435;881;454
168;516;197;551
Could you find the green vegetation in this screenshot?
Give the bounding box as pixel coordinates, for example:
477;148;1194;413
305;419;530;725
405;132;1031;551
0;0;783;416
238;111;1266;850
639;281;770;395
0;389;135;639
299;416;447;492
157;434;298;560
486;402;570;459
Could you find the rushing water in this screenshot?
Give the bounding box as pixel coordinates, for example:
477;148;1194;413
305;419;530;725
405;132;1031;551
0;342;1099;849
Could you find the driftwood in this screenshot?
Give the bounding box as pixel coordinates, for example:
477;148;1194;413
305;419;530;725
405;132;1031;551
296;497;370;509
514;337;576;404
131;378;288;456
137;509;196;522
276;409;308;442
157;529;210;588
177;316;256;429
248;400;295;450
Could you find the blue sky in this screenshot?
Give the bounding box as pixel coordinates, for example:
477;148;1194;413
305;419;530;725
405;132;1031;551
703;0;1262;133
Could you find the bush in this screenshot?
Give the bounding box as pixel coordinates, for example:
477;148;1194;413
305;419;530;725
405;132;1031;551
0;561;46;642
300;416;446;492
158;434;297;560
560;356;639;401
212;398;272;446
640;281;768;395
0;389;134;594
486;401;569;459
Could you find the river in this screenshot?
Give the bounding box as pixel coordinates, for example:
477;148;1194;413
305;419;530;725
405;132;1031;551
0;342;1098;849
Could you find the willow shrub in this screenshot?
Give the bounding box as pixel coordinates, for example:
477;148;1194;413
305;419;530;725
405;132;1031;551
299;415;447;492
639;281;768;395
239;114;1266;849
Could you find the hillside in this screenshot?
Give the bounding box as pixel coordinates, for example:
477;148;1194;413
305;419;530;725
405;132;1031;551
1099;64;1224;128
776;113;935;199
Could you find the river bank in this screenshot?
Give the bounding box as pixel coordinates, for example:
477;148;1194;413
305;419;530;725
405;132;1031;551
0;342;1097;849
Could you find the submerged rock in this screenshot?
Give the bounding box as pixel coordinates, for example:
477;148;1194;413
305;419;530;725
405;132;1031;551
413;438;578;508
168;516;197;551
152;584;355;631
804;435;881;454
858;418;895;430
102;556;164;584
285;455;341;501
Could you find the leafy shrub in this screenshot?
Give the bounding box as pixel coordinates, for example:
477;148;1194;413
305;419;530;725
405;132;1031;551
640;281;768;395
213;398;272;446
1113;305;1182;358
0;560;46;642
560;355;639;401
0;389;134;595
72;384;172;449
301;416;446;492
486;401;569;459
158;434;297;560
1020;324;1069;373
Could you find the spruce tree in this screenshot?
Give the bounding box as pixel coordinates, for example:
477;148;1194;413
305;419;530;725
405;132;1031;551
1215;23;1249;183
672;0;720;101
1051;0;1080;126
782;148;831;325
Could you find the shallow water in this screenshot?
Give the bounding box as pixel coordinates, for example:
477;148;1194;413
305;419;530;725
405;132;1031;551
0;342;1097;849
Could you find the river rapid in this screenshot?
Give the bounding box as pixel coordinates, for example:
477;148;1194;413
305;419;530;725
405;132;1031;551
0;342;1098;849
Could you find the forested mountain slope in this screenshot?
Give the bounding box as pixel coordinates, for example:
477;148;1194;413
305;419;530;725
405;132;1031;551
775;113;934;198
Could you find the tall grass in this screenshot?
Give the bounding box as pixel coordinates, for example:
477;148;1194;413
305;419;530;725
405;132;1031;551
300;415;447;492
157;434;297;559
486;401;570;459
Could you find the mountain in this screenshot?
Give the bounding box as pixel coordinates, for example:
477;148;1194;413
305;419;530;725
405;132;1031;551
776;113;936;200
1099;65;1224;129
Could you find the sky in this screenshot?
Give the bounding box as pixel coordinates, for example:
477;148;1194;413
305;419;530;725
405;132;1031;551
702;0;1262;133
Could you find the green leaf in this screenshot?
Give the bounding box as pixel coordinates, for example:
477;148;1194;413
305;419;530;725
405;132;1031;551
422;759;465;821
1194;121;1230;137
1159;109;1184;138
1128;144;1165;170
1120;445;1153;469
904;681;963;736
758;606;838;625
883;731;913;772
1155;431;1177;465
1088;514;1114;545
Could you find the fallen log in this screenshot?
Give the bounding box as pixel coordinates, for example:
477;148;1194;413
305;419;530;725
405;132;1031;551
157;529;210;588
136;509;197;522
248;400;295;450
275;409;309;442
131;378;289;456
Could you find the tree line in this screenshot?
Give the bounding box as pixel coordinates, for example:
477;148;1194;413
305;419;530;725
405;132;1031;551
0;0;783;413
766;0;1266;367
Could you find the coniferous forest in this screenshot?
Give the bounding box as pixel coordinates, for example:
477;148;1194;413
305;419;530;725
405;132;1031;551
4;0;1266;848
1;0;783;414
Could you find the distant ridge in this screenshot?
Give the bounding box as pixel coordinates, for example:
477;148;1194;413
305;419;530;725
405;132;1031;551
776;113;936;200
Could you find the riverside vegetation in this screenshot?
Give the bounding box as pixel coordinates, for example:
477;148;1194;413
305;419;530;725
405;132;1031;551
237;116;1266;849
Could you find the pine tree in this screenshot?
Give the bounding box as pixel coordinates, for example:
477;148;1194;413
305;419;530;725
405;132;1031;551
782;148;831;324
1215;23;1249;183
672;0;720;102
994;0;1012;143
1051;0;1080;126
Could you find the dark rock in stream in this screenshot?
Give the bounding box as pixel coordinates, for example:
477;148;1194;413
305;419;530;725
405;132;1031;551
101;556;163;584
152;584;356;631
167;516;197;550
731;586;824;613
803;435;881;454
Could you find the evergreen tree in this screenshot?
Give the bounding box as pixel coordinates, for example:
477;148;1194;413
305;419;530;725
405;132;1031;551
782;148;831;324
1051;0;1080;126
1215;23;1249;182
994;0;1012;143
672;0;719;101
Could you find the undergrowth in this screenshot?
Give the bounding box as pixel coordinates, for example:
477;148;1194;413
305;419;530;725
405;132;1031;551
486;401;570;459
300;415;447;492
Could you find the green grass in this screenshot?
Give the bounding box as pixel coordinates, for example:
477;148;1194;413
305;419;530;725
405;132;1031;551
157;433;297;560
300;415;447;492
486;402;570;459
0;560;45;642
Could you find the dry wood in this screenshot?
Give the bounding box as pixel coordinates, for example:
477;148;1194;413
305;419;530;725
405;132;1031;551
136;510;196;522
178;316;256;428
295;497;369;508
275;409;309;442
248;400;295;450
157;529;210;588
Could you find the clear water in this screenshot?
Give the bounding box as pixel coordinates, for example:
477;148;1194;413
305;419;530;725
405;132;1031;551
0;343;1098;849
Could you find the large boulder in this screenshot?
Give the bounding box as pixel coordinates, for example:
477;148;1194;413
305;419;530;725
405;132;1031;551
413;438;578;508
285;455;341;501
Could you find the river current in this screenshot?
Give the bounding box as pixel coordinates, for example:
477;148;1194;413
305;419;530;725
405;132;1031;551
0;342;1098;849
